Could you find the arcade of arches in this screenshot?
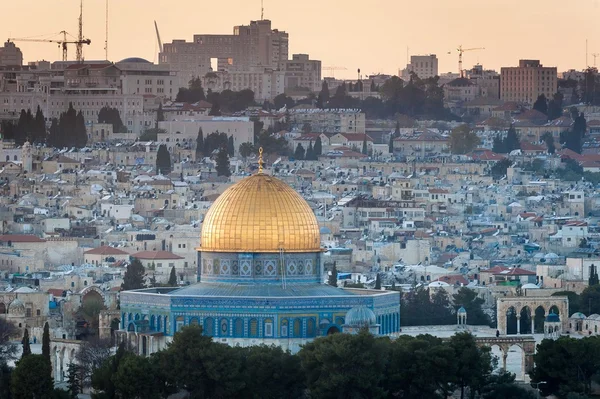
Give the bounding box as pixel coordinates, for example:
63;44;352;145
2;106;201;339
496;297;568;335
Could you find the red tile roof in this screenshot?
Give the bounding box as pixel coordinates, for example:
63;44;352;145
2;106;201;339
84;246;129;256
0;234;45;243
131;251;184;260
340;133;374;142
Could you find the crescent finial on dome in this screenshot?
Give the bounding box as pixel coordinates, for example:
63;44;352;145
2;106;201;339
258;147;264;174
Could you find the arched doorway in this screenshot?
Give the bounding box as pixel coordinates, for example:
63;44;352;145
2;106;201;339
506;344;526;381
520;307;532;334
534;306;546;334
326;326;340;335
506;306;517;335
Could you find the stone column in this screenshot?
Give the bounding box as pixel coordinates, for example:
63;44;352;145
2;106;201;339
531;318;535;335
516;316;521;334
502;352;508;370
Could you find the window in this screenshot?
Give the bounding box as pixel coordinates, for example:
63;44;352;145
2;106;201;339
26;309;32;317
249;319;258;337
36;309;41;316
220;318;228;335
293;319;301;337
157;263;162;267
264;318;273;337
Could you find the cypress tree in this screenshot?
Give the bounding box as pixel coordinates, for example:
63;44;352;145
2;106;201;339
328;262;338;287
21;328;31;358
294;143;305;160
168;266;177;287
314;136;322;156
156;144;172;175
306;141;315;160
122;259;146;291
75;110;87;148
42;322;50;362
34;105;46;144
388;134;394;154
196;127;204;158
156;103;165;127
374;273;382;290
362;134;368;155
215;146;231;177
227;135;235;157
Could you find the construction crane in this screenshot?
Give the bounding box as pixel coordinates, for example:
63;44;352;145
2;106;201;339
456;45;484;77
154;21;163;54
322;66;347;78
8;32;91;62
76;0;84;62
593;53;599;67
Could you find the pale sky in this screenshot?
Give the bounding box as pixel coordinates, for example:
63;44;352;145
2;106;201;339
3;0;599;79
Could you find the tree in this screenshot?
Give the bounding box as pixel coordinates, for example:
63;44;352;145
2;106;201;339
74;110;88;148
42;322;50;362
294;143;305;160
122;259;146;291
481;370;535;399
11;354;53;399
374;273;381;290
453;288;490;326
580;285;600;314
313;136;322;156
448;332;494;399
227;135;235;157
299;330;388;399
328;262;338;287
91;341;127;398
195;127;204;159
66;363;81;399
208;98;221;116
156;144;172;175
155;103;164;128
547;92;564;120
490;158;512;179
21;328;31;358
450;125;480;154
273;93;295;110
0;318;18;365
113;354;162;399
589;263;599;286
168;266;177;287
33;105;46;144
562;112;587;153
533;94;548;116
215;146;231;177
98;106;126;133
239;142;255;159
401;287;454;326
305;141;316;160
389;133;394;154
362;134;368;155
541;132;556;154
301;122;312;133
75;338;112;389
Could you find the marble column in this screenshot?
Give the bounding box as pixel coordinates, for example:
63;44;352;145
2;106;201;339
516;316;521;334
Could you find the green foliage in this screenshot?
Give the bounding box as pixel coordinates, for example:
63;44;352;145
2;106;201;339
227;135;235;157
294;143;305;160
66;363;80;398
239;142;256;159
453;287;491;326
42;322;50;362
547;92;564;120
327;262;338;287
492;125;520;154
542;132;556;154
155;144;172;175
176;77;206;103
21;328;31;358
47;103;87;148
552;291;582;316
11;354;53;399
256;131;289;156
449;332;495;399
305;141;316;160
203;132;228;156
450;125;480;154
374;273;381;290
273;94;295;110
561;112;587;153
98;106;126;133
121;259;146;291
401;287;454;326
531;336;600;397
195;127;204;158
168;266;177;287
215;147;231;177
481;370;535;399
490;158;513;180
589;263;599;286
208;98;221;116
533;94;548;115
299;330;389;399
156;103;164;126
0;318;18;366
113;354;162;399
313;136;322;156
138;128;165;141
362;134;368;155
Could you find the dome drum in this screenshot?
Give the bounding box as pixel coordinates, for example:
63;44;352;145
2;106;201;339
200;251;321;284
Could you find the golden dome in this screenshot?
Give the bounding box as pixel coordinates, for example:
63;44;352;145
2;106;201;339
199;173;321;253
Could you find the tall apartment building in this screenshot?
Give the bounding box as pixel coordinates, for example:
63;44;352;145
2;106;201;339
400;55;438;80
500;60;557;104
282;54;321;93
202;67;285;101
288;108;366;134
0;41;23;66
160;19;289;88
0;60;179;134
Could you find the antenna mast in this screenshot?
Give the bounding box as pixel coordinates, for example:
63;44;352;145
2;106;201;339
76;0;84;62
104;0;108;60
261;0;264;20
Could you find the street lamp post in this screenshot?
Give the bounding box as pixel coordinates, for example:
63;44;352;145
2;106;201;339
532;381;546;399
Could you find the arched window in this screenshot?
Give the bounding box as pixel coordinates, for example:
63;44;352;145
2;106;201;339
189;317;199;326
203;317;214;336
157;315;162;332
306;318;316;338
249;319;258;338
281;319;288;337
220;318;229;336
175;316;184;332
234;318;243;337
264;318;273;337
150;315;156;330
13;155;17;161
293;319;302;338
